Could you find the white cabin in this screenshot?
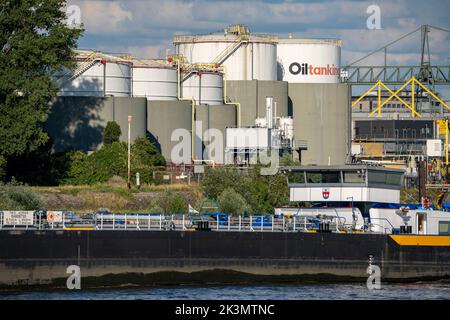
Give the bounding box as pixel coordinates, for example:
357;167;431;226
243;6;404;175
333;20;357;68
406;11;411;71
369;208;450;235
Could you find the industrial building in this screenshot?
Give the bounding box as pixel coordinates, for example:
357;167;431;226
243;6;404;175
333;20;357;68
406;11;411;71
50;25;351;166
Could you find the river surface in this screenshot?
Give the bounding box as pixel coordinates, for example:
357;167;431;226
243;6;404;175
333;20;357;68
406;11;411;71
1;283;450;300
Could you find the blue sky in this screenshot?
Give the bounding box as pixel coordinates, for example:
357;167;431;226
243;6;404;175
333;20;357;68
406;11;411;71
68;0;450;96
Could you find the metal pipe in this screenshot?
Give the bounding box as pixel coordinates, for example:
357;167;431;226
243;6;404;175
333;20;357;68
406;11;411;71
222;65;241;127
446;119;449;165
177;61;197;163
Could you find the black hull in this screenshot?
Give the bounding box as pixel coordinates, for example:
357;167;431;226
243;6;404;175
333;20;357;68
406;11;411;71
1;230;450;289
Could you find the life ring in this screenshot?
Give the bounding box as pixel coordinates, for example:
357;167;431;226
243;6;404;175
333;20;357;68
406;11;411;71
47;212;55;223
421;197;431;209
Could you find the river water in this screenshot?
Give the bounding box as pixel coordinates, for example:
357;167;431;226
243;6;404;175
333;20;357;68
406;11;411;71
1;283;450;300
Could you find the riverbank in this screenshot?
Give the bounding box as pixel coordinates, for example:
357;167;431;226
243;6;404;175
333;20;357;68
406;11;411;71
32;183;201;213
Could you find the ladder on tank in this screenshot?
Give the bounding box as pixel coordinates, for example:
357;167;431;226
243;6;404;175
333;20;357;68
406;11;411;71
68;56;103;81
211;36;249;66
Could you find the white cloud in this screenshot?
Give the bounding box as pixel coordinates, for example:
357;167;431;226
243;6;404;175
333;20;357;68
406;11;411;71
69;0;133;33
68;0;449;68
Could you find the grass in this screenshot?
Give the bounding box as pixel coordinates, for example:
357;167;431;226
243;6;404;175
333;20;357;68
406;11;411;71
32;183;199;195
32;183;202;213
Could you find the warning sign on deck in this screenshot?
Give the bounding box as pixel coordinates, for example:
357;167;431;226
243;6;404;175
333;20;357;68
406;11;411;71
3;211;34;225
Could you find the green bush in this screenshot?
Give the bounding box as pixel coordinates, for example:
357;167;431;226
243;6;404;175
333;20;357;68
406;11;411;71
201;167;289;214
218;187;251;214
156;190;188;214
131;137;166;184
202;167;256;204
0;181;43;210
103;121;122;145
63;138;165;185
63;142;127;185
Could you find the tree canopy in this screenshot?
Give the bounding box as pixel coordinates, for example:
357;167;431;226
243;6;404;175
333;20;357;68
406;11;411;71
202;167;289;214
103;121;122;145
0;0;83;174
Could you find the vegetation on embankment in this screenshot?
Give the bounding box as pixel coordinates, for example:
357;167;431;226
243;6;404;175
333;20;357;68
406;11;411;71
0;182;446;214
32;182;201;213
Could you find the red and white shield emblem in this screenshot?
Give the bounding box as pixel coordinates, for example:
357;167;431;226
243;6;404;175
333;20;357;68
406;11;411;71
322;188;330;200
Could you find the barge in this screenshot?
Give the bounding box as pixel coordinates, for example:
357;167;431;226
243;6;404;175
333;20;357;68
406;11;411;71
1;165;450;289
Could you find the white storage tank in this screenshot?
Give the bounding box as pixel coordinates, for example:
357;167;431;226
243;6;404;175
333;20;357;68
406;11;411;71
277;38;341;83
132;59;178;101
58;51;132;97
181;71;224;105
174;27;278;81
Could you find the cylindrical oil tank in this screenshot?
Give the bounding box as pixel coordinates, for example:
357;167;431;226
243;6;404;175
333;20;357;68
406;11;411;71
181;71;224;105
147;101;192;164
174;34;277;81
47;96;147;152
290;83;350;165
112;97;147;143
58;51;132;97
132;60;178;100
196;104;237;163
277;38;341;83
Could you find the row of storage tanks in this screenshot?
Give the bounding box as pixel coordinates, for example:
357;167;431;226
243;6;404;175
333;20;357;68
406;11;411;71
55;28;348;165
58;35;342;102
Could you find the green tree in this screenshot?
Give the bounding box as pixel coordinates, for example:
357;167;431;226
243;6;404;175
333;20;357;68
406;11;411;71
249;167;289;213
0;0;83;166
202;167;254;202
201;166;289;214
103;121;122;145
132;137;166;167
218;187;251;214
64;142;127;185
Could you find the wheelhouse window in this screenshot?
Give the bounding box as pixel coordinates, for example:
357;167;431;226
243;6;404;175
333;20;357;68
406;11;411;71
439;221;450;235
368;171;402;187
306;171;340;184
287;171;305;184
343;171;365;183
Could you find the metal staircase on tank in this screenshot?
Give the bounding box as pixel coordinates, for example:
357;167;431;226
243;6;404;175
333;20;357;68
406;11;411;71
211;25;250;66
180;25;249;83
68;56;103;81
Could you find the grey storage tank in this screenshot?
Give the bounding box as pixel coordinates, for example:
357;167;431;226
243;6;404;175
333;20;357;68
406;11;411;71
147;101;193;164
289;83;350;165
47;96;147;152
225;80;288;127
195;104;237;163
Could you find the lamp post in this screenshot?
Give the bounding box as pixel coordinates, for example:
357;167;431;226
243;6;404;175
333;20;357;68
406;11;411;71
127;115;132;189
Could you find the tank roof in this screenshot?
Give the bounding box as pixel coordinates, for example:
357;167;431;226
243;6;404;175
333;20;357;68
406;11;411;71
278;38;342;46
173;34;278;44
132;59;175;68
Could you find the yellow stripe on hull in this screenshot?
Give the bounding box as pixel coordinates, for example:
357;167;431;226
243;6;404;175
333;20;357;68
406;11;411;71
390;235;450;247
64;227;96;231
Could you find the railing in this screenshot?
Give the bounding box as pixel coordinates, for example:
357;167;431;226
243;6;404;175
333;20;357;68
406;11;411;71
0;212;352;233
341;65;450;85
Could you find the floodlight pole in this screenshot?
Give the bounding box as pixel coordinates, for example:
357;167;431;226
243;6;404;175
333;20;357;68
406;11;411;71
127;115;132;189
